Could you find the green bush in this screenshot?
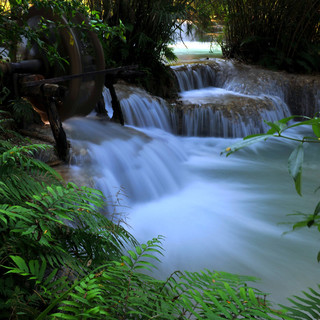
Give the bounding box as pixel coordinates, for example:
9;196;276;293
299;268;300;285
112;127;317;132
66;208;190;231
0;127;135;318
219;0;320;73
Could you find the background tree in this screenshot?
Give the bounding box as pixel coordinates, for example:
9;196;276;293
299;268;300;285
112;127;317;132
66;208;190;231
218;0;320;73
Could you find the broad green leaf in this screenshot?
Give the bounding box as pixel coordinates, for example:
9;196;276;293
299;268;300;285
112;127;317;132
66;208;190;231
128;250;137;260
277;115;305;124
248;288;258;305
312;122;320;138
288;143;304;196
135;246;142;255
264;120;283;134
10;255;29;273
28;260;38;277
121;255;133;267
222;134;274;156
287;118;320;130
239;287;248;301
313;201;320;216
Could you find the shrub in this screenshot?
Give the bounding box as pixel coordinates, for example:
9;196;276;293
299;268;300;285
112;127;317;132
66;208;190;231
220;0;320;73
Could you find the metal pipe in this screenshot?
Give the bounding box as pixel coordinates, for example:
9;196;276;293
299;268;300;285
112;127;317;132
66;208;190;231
0;59;43;75
10;59;43;73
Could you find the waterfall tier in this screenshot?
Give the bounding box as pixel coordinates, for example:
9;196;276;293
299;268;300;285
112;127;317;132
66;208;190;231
65;118;186;204
104;84;177;133
172;60;320;116
179;89;290;137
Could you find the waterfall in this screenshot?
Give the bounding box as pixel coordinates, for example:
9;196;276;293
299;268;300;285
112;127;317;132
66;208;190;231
180;89;291;137
172;59;320;117
172;64;216;92
103;84;176;133
101;59;318;139
66;118;186;204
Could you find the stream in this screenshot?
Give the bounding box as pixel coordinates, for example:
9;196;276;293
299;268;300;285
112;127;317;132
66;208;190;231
62;55;320;305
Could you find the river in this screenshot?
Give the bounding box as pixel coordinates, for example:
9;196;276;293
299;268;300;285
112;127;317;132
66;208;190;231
62;53;320;306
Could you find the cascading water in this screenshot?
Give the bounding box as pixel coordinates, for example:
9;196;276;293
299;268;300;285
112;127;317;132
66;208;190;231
172;61;293;137
173;60;320;118
67;118;186;204
63;58;320;305
103;84;177;133
179;88;291;137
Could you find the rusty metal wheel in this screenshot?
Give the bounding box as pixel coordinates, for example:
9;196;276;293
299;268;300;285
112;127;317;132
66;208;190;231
20;6;105;121
69;13;105;118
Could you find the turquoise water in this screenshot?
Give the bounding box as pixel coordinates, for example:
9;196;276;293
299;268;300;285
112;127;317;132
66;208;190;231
169;41;222;63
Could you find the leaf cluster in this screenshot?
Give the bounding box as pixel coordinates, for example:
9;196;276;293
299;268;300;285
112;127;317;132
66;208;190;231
223;115;320;196
0;131;135;318
10;236;289;320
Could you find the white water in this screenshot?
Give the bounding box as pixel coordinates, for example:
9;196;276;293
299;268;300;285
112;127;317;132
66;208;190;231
179;88;291;137
169;21;223;62
104;84;177;133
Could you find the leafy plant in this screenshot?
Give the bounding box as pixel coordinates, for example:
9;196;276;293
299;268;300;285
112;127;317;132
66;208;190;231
218;0;320;73
0;128;136;318
8;98;39;128
6;236;289;320
280;285;320;319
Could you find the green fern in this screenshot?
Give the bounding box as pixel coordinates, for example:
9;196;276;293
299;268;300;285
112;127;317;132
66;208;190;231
34;236;290;320
280;285;320;319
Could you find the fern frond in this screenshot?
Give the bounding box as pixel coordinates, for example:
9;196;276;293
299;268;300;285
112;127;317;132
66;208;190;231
169;269;289;319
121;236;164;271
281;285;320;319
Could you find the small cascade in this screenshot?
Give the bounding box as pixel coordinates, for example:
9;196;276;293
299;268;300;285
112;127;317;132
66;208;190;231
181;92;291;137
172;60;294;138
172;64;216;92
103;84;176;133
172;59;320;117
65;118;187;204
102;87;114;118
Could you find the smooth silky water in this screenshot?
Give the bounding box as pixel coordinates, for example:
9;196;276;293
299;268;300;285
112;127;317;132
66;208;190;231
63;55;320;305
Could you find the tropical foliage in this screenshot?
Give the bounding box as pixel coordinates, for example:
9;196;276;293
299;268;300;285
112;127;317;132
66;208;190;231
0;0;126;64
97;0;192;96
218;0;320;73
0;116;136;318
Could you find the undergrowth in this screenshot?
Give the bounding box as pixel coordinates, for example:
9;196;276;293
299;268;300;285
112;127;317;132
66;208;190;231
0;112;318;319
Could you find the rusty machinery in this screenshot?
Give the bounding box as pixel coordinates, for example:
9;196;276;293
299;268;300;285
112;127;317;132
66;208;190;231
0;6;140;160
1;6;105;121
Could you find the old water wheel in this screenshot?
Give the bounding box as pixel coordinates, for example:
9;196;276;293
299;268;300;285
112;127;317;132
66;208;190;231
18;6;105;121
